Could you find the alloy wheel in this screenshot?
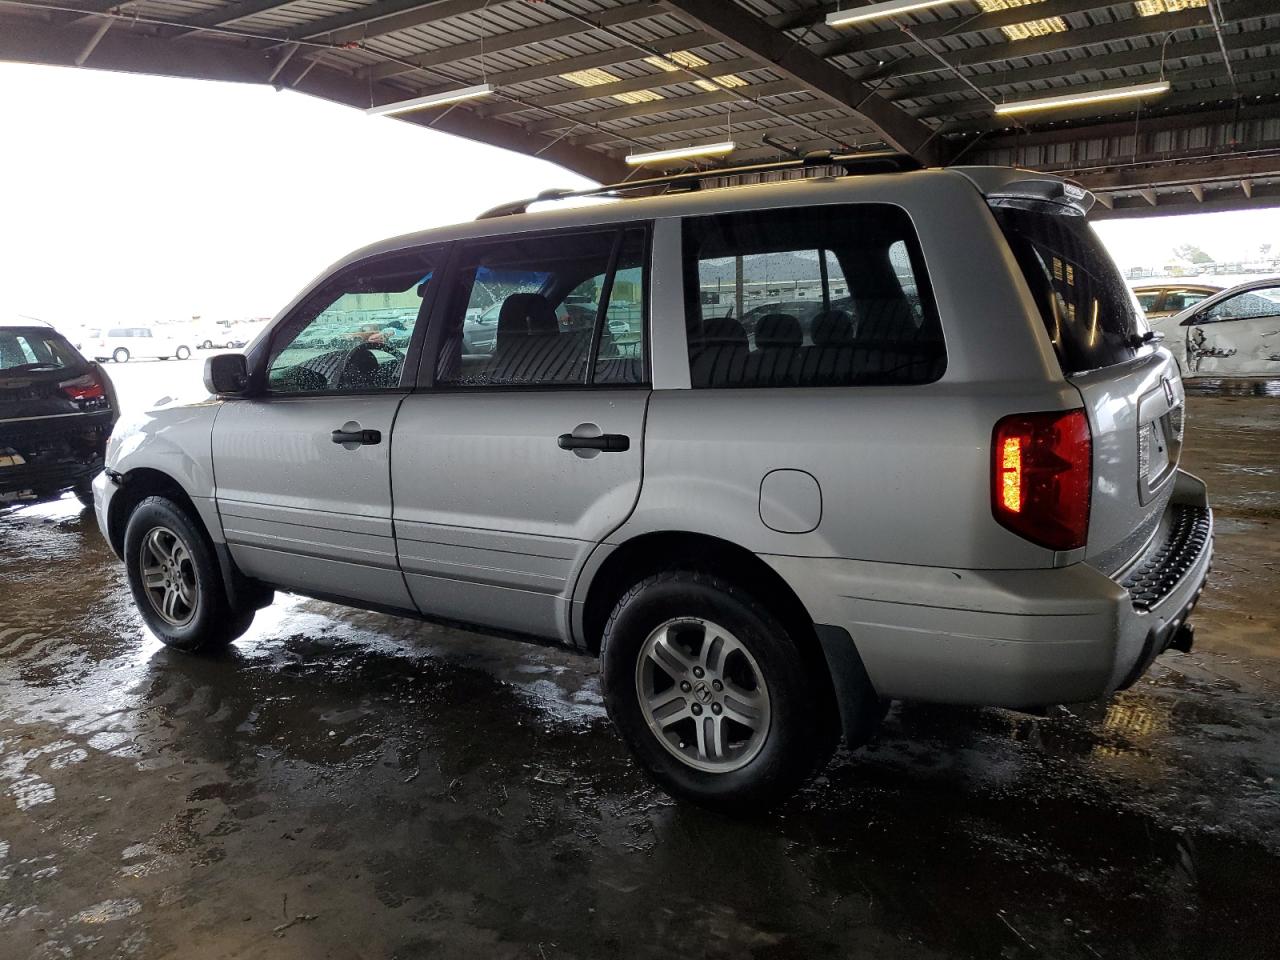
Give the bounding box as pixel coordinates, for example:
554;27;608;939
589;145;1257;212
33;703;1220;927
635;618;771;773
139;526;198;626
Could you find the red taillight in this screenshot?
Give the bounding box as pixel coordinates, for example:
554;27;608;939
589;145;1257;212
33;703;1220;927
992;409;1092;551
59;372;106;402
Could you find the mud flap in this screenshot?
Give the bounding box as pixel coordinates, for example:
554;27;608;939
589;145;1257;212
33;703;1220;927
813;624;883;748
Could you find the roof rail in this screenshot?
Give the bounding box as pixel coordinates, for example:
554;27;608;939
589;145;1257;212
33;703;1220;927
476;150;922;220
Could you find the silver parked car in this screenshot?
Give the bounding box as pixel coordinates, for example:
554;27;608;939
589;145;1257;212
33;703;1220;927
93;156;1213;810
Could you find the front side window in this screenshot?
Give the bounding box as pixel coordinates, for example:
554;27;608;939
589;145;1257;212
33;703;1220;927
435;227;647;387
266;249;440;394
1197;286;1280;324
683;204;944;388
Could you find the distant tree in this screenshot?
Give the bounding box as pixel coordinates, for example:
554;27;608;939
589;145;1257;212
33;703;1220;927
1173;244;1214;265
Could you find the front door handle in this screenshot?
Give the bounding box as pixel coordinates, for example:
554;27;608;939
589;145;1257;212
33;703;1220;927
331;426;381;446
558;433;630;452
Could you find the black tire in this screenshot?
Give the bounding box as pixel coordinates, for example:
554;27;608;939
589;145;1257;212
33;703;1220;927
73;481;95;509
601;571;836;812
176;345;191;360
123;496;255;652
201;340;213;350
112;347;129;363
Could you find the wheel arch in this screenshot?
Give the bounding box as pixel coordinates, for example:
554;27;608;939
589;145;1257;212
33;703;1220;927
106;468;204;558
578;529;843;740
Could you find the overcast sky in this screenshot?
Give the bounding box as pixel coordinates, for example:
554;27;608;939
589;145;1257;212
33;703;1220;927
1;61;1276;329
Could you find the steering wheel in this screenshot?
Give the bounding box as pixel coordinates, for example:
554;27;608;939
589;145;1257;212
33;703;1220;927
336;340;404;389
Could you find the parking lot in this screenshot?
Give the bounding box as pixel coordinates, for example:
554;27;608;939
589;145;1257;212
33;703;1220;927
0;360;1276;959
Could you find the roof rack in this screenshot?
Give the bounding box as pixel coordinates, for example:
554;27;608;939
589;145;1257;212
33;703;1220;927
476;150;923;220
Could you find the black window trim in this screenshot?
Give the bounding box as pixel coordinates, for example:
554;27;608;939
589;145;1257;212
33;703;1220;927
414;220;654;394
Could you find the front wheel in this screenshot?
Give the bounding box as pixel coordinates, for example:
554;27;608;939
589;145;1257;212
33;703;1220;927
73;481;95;509
601;571;835;812
112;348;129;363
201;340;213;350
123;496;255;652
175;345;191;360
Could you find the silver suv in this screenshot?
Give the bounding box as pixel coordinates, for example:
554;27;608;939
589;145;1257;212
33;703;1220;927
93;156;1213;810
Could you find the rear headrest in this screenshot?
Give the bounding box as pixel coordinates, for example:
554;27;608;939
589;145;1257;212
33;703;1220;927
812;310;855;346
697;317;748;350
497;293;558;348
755;313;802;349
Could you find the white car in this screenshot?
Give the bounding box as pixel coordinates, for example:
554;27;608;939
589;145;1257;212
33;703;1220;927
86;326;193;363
1149;278;1280;377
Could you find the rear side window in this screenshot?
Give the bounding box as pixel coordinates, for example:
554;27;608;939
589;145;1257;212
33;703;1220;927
991;202;1141;374
683;204;944;388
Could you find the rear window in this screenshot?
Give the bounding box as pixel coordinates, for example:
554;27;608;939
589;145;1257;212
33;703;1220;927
0;330;79;373
683;203;945;388
991;201;1142;374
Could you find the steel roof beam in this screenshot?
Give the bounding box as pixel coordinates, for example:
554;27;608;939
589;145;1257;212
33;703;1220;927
658;0;938;160
479;56;759;118
361;2;668;81
523;79;798;134
886;26;1280;105
911;53;1280;121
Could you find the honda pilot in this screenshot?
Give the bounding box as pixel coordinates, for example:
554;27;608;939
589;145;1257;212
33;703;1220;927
93;156;1213;810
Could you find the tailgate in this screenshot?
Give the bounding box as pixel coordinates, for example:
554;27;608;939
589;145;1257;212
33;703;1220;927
1069;350;1184;575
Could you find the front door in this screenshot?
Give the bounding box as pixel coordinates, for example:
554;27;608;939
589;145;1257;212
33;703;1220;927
1184;284;1280;377
212;245;444;608
392;226;650;640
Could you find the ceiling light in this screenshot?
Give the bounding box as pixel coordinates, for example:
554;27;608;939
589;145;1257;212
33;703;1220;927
976;0;1045;11
994;80;1171;115
614;90;664;105
365;83;494;116
644;51;709;71
562;68;620;87
827;0;960;27
1001;16;1068;40
1135;0;1206;14
624;141;736;165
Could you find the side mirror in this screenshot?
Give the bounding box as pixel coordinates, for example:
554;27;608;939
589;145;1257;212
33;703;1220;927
204;353;250;396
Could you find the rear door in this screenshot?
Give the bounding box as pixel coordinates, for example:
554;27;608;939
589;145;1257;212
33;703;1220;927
1183;284;1280;377
991;202;1182;573
211;246;443;608
392;226;649;641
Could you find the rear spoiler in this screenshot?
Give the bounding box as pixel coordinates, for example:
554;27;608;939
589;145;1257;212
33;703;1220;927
950;167;1095;216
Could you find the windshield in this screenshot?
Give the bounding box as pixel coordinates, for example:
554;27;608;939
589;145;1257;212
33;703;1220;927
991;201;1144;375
0;330;80;373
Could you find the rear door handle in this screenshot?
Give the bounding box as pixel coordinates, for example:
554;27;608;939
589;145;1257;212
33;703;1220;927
331;427;381;446
558;433;630;452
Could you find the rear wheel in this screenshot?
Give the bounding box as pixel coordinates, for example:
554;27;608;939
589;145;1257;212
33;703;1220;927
123;496;255;652
201;339;213;350
112;347;129;363
176;345;191;359
601;571;835;812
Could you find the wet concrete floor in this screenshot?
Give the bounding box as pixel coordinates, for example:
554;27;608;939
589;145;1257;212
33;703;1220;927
1;387;1279;959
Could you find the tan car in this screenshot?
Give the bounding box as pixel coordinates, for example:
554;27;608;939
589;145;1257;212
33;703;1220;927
1132;283;1222;319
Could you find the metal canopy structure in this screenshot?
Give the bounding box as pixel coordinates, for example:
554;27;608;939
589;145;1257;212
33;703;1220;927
1;0;1278;217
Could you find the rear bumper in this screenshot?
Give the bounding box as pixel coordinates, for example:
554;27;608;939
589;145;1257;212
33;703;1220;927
1;412;111;500
764;469;1213;710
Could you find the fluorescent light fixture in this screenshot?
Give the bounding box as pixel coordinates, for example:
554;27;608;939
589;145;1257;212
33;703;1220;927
827;0;959;27
624;141;736;166
994;80;1171;115
366;83;494;116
